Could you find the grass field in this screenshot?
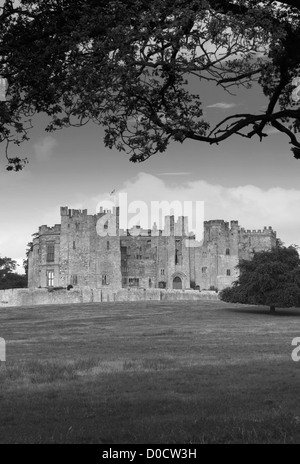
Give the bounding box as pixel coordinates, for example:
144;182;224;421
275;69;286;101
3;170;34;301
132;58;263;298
0;300;300;444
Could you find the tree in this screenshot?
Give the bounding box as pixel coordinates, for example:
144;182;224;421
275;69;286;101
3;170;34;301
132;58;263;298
0;255;27;289
22;241;33;278
0;256;17;276
219;244;300;312
0;0;300;169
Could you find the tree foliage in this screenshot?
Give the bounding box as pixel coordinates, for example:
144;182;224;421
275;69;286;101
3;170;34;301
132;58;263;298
22;240;33;277
219;244;300;311
0;0;300;169
0;255;17;275
0;255;27;289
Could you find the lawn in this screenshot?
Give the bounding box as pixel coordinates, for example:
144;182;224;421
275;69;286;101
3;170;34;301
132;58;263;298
0;300;300;444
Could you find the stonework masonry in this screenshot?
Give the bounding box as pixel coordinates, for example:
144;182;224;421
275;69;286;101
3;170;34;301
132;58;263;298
28;206;277;292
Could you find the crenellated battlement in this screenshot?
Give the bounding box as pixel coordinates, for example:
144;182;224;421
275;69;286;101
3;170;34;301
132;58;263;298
204;220;228;226
203;219;277;249
120;215;190;237
38;224;61;235
240;226;276;236
59;207;277;240
96;206;120;220
60;206;88;217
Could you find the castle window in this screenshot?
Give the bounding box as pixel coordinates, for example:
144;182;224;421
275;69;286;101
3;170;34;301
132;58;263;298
71;275;78;285
107;241;110;250
202;267;207;273
149;278;152;288
129;277;139;286
46;242;55;262
102;274;109;285
226;248;230;255
104;221;108;230
175;250;178;265
75;223;80;231
73;241;76;250
226;269;231;276
175;239;182;265
46;270;54;287
160;269;165;276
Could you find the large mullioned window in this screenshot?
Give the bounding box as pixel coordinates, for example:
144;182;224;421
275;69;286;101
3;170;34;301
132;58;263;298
46;242;55;262
46;270;54;287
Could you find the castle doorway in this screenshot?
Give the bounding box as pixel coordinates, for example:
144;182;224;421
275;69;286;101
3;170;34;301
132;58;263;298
173;276;182;289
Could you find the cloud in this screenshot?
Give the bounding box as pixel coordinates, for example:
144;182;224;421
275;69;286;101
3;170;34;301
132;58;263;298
207;102;238;109
34;136;57;161
2;173;300;263
92;173;300;247
158;172;191;176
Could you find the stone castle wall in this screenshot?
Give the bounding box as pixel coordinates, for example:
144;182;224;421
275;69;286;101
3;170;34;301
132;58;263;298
27;207;277;293
0;287;219;307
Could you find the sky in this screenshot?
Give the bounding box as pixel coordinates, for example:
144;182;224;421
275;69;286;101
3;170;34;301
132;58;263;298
1;1;300;272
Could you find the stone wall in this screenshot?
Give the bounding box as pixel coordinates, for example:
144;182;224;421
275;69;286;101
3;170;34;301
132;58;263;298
0;287;219;307
0;288;82;307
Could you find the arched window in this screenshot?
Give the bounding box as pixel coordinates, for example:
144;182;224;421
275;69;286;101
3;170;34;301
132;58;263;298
46;270;54;287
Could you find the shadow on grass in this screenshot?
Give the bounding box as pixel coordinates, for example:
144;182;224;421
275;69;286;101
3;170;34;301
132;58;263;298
223;305;300;317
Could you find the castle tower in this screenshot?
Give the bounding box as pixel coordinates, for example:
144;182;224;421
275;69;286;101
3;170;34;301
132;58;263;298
95;206;122;291
238;225;277;260
199;220;239;290
59;207;92;287
162;215;192;290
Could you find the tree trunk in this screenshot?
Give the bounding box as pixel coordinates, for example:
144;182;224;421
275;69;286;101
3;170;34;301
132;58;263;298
270;306;276;313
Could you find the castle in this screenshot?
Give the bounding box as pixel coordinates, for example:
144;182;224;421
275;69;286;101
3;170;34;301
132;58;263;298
28;206;277;292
